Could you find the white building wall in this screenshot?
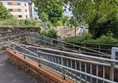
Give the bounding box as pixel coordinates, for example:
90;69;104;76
0;0;32;19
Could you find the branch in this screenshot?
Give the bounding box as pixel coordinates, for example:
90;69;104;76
113;0;118;6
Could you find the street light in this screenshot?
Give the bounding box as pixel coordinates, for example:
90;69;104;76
74;0;76;37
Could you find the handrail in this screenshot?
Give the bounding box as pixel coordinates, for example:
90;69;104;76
8;42;118;83
27;36;112;58
0;32;27;40
13;43;118;63
26;37;78;53
14;51;117;83
13;50;117;83
29;32;110;56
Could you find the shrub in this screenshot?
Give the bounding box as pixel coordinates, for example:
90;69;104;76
64;36;82;43
0;18;40;26
64;33;118;44
80;33;93;41
64;33;93;43
53;20;63;27
95;35;118;44
39;29;58;39
40;30;47;36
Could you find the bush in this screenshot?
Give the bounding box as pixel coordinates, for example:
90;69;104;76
53;20;63;27
95;35;118;44
80;33;93;41
64;33;93;43
0;18;40;26
39;29;58;39
64;33;118;44
64;36;82;43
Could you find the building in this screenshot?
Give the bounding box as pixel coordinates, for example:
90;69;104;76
0;0;34;19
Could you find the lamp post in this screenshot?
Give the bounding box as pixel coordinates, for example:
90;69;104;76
74;0;76;37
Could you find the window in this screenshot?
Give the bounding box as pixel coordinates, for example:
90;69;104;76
18;9;22;12
25;9;27;12
8;9;13;12
8;2;12;5
24;3;27;6
18;15;22;18
26;15;28;18
17;3;21;6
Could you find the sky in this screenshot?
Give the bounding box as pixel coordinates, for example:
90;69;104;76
34;11;72;18
64;9;72;17
64;5;72;17
33;6;72;18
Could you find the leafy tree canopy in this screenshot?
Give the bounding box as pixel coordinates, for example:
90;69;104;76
63;0;118;38
0;2;12;19
33;0;64;24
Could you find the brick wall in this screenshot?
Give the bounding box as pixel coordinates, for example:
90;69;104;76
7;50;73;83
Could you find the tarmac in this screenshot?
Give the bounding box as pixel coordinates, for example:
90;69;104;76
0;52;42;83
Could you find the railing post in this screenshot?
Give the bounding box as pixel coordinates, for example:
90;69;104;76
52;39;53;48
73;44;74;50
110;47;116;81
43;36;46;47
84;44;86;51
99;45;101;52
61;53;65;80
7;39;10;49
75;61;78;83
38;50;41;67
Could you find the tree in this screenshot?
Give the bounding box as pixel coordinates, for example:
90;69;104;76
33;0;64;24
0;2;12;19
63;0;118;38
62;15;69;26
40;12;49;22
39;29;58;39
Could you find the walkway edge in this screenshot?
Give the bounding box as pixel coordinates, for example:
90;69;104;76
7;50;72;83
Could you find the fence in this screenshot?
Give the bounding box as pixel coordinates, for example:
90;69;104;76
26;32;111;58
8;42;118;83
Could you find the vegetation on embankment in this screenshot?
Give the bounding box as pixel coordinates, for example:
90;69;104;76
0;19;40;27
64;33;118;44
39;29;58;39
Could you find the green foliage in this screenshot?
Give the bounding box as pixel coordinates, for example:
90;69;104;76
64;33;118;44
95;36;118;44
63;0;118;38
0;2;12;19
89;17;118;38
80;33;93;41
64;33;93;43
62;15;69;26
0;18;40;26
53;20;63;27
40;12;49;22
40;30;47;36
83;35;118;44
64;36;82;43
67;17;78;28
33;0;64;24
39;29;58;39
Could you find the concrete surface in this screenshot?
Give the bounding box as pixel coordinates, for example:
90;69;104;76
0;52;41;83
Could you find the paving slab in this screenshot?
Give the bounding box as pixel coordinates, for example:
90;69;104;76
0;52;41;83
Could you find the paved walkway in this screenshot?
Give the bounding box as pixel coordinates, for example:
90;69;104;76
0;52;41;83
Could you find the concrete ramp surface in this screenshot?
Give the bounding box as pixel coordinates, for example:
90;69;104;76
0;52;41;83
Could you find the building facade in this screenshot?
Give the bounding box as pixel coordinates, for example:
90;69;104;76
0;0;34;19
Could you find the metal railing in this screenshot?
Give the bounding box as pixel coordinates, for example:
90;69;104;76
8;42;118;83
71;42;118;54
26;32;111;58
0;32;29;52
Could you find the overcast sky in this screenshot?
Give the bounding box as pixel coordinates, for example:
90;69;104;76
34;5;72;18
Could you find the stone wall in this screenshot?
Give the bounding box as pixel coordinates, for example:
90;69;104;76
0;26;40;37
